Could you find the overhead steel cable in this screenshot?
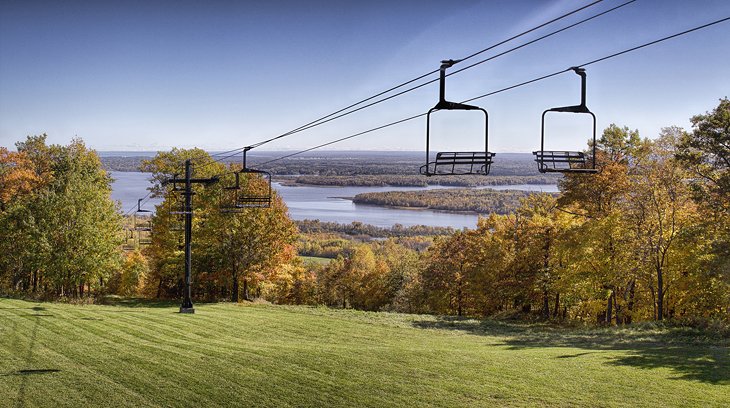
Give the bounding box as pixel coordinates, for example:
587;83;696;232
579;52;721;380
259;113;427;166
193;0;617;170
208;147;249;159
123;191;153;216
257;15;730;166
243;0;608;150
463;15;730;103
453;0;605;64
124;10;728;214
448;0;636;76
579;16;730;67
237;0;635;155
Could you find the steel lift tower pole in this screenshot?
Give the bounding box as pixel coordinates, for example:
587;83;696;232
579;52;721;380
180;159;194;313
170;159;218;314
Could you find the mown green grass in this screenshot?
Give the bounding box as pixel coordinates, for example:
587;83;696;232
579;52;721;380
298;255;333;265
1;298;728;407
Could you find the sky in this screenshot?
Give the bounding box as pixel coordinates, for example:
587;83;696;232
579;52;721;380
1;0;729;154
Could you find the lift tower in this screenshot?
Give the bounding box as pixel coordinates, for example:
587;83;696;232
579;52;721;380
167;159;218;313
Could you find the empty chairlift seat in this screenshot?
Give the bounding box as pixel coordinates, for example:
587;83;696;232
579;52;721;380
533;67;598;174
236;169;272;208
220;148;273;212
133;198;153;245
420;59;495;177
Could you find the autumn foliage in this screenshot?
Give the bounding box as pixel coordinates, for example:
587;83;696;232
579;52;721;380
1;100;728;326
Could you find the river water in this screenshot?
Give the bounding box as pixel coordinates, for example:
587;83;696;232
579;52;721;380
110;172;558;229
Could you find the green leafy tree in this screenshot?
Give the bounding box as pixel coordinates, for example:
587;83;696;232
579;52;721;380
676;98;730;211
676;99;730;320
0;136;122;297
629;129;701;320
141;150;297;302
559;125;646;323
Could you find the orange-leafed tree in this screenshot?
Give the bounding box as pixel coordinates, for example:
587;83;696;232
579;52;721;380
0;147;43;211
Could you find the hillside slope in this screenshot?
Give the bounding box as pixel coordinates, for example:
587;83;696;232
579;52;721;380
1;298;727;407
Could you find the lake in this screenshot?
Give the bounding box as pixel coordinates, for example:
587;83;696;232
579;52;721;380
110;171;558;229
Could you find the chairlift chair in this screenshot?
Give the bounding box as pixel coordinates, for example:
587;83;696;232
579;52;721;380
220;147;272;212
237;169;272;208
420;59;495;176
533;67;598;174
133;199;153;245
137;232;152;245
134;199;153;232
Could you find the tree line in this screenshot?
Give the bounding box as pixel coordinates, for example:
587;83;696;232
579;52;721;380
1;99;727;324
290;174;559;187
353;188;542;214
295;219;454;238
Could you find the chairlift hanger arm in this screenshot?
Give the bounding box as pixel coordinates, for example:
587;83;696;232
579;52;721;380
136;198;151;213
242;146;253;171
548;67;590;113
433;59;479;111
434;101;482;111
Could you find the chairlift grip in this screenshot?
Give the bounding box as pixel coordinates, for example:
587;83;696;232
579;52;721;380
242;146;253;171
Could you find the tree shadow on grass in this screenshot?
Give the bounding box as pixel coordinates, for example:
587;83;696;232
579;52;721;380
2;296;217;310
412;316;730;384
99;297;179;308
1;369;62;376
413;316;535;337
0;306;47;311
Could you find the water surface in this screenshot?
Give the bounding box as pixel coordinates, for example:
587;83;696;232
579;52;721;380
110;171;558;229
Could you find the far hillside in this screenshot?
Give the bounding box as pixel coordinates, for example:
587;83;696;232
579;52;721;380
101;151;562;187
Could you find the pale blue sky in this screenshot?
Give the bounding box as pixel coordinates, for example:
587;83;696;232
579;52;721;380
1;0;729;153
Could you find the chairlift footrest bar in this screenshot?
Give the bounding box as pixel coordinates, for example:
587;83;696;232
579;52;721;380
538;167;599;174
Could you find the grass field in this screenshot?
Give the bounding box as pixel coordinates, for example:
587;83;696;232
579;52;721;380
1;298;728;407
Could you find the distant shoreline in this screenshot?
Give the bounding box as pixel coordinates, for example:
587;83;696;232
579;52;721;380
108;172;558;189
